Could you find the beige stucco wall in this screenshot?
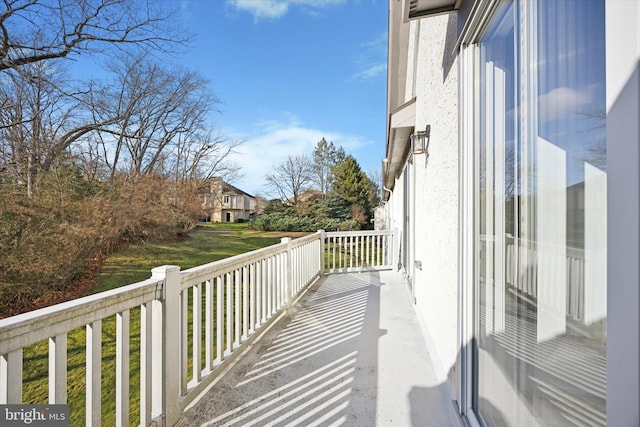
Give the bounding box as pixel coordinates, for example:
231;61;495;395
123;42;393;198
401;13;460;388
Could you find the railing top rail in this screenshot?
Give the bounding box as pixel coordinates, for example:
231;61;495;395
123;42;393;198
289;232;322;246
181;232;320;286
0;277;163;355
325;229;394;237
181;240;288;285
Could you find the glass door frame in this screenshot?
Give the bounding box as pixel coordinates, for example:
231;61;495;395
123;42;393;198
457;1;619;425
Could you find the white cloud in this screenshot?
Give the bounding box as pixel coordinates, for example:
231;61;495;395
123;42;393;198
352;63;386;80
362;32;388;50
229;0;289;20
508;85;598;122
352;32;387;81
538;87;593;121
226;116;370;195
227;0;345;21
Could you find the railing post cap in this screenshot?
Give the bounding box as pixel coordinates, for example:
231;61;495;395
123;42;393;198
317;229;325;234
151;265;181;278
281;237;291;243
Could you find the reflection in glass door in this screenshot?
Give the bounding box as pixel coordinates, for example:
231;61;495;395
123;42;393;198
475;1;607;426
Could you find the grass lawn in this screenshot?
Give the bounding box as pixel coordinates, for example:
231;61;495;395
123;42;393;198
94;222;311;293
22;223;312;426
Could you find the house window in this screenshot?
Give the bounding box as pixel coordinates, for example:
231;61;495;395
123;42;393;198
223;196;229;204
475;1;606;425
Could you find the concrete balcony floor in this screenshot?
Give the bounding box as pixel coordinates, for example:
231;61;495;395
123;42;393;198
177;271;461;427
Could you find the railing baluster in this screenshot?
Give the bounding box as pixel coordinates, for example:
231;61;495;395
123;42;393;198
261;260;266;323
242;265;249;340
193;283;202;383
256;261;263;326
48;333;67;404
116;310;130;427
345;236;348;269
234;269;241;347
151;299;164;425
140;302;152;427
293;246;297;291
277;253;283;308
334;235;338;271
274;254;279;312
273;255;279;310
365;235;370;267
180;289;188;394
86;320;101;426
302;243;307;287
250;264;256;334
281;251;287;305
226;272;232;355
205;279;214;372
331;236;335;271
282;238;292;306
302;244;306;288
267;257;273;316
0;349;22;403
216;276;223;362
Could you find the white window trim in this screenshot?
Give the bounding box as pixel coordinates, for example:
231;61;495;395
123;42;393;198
457;2;640;426
605;2;640;425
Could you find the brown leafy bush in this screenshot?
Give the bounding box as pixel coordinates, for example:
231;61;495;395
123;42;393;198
0;173;202;318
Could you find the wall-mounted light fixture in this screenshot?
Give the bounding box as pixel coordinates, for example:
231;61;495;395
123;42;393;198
411;124;431;155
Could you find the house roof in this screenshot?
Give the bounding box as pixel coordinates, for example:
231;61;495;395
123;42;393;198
221;181;255;199
197;177;255;199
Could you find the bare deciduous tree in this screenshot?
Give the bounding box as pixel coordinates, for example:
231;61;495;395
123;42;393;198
0;0;187;71
0;61;126;196
171;128;244;183
264;154;314;205
86;56;243;184
0;62;87;195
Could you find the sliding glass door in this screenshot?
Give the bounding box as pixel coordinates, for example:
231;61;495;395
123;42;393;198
475;1;607;425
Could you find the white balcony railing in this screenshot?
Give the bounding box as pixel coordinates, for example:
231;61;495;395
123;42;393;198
0;229;395;426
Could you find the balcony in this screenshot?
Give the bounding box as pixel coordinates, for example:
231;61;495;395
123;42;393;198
0;230;460;426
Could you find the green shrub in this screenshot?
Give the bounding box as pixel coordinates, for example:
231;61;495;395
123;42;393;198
249;212;359;232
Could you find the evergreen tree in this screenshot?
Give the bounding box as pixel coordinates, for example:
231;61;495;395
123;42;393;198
330;155;375;226
312;138;345;196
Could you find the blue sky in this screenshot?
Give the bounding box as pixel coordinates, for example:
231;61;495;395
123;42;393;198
176;0;388;195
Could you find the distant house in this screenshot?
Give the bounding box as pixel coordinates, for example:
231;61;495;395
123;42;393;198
287;189;323;205
200;177;256;223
